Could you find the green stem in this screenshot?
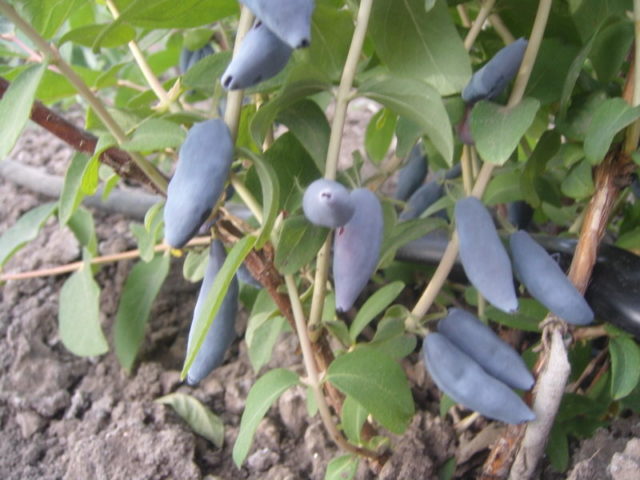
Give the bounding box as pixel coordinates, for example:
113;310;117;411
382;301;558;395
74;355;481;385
0;0;168;193
464;0;496;51
285;275;378;459
105;0;178;113
308;0;374;337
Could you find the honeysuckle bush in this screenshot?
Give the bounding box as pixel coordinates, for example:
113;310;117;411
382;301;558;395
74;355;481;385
1;0;640;478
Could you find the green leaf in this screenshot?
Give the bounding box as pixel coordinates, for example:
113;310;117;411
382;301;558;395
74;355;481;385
250;68;330;146
559;32;598;118
81;157;101;196
0;63;47;161
470;98;540;165
327;347;414;434
182;51;232;92
275;215;329;275
485;300;545;332
483;167;525;205
233;368;299;466
341;396;367;445
307;4;354;80
438;457;457;480
609;335;640;400
368;316;417;360
183;248;209;282
590;19;634;84
324;454;358;480
561;159;594;200
570;0;630;42
130;223;155;263
67;207;98;256
325;320;352;347
156;392;224;447
58;261;108;357
246;312;287;373
369;0;470;95
360;75;453;165
182;235;256;378
59;153;92;225
584;98;640;165
520;130;561;207
94;0;237;49
60;23;136;48
183;29;214;51
546;425;569;472
525;39;580;106
349;281;405;342
114;254;170;372
0;202;57;268
240;149;280;249
395;116;424;159
365;108;397;165
277;99;330;171
122;118;186;152
20;0;84;39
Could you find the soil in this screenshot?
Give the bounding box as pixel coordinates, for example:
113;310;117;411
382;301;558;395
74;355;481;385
1;114;640;480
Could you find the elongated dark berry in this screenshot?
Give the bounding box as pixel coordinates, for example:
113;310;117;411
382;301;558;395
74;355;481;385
186;240;239;385
395;143;428;201
240;0;314;49
455;196;518;313
462;38;528;104
333;188;383;312
399;181;443;221
164;119;233;248
221;20;292;91
437;308;534;390
422;333;535;424
510;230;593;325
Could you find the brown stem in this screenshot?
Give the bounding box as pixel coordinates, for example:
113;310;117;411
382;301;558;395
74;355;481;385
0;76;166;194
568;147;635;293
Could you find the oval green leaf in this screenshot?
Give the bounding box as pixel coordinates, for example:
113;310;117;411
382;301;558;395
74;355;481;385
156;392;224;447
274;215;329;275
327;347;414;434
369;0;470;95
58;261;108;357
233;368;299;466
0;202;57;268
349;281;405;342
0;63;47;160
359;75;453;165
610;335;640;400
114;253;170;372
470;98;540;166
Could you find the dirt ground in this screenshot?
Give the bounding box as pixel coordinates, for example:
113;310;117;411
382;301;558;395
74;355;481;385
1;114;640;479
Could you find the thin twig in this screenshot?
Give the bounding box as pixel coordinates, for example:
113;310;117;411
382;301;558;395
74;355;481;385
285;275;378;459
464;0;497;51
105;0;178;113
489;14;516;44
0;237;211;282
